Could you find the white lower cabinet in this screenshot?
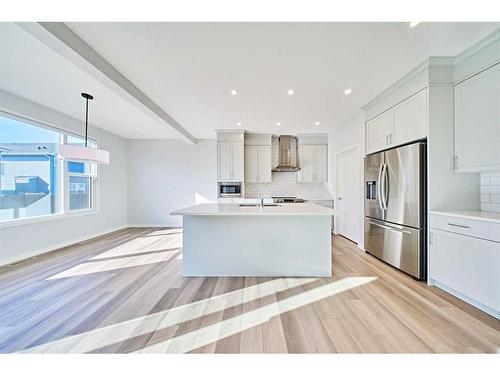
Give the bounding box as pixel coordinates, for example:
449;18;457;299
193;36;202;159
429;214;500;318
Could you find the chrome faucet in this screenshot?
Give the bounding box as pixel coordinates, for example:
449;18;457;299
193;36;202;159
259;194;264;208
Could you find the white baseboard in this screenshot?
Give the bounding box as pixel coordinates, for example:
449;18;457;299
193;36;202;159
0;225;129;267
127;224;178;228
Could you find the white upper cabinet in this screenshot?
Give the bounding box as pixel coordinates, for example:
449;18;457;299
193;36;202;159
366;111;392;155
454;62;500;173
392;89;427;146
245;145;271;183
365;89;427;155
218;142;244;182
298;144;328;183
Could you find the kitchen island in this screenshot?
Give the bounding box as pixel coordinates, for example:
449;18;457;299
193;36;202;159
171;203;337;277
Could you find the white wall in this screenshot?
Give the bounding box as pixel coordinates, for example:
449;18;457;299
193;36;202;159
0;90;128;266
329;112;365;248
127;139;217;227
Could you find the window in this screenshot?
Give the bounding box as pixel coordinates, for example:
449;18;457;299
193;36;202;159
0;112;98;224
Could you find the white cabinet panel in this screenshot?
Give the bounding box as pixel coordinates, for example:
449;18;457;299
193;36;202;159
314;144;328;182
244;145;258;182
231;143;244;181
455;62;500;172
392;89;427;146
218;142;244;182
257;145;272;183
430;229;491;306
245;145;271;183
298;145;315;182
298;144;328;183
217;143;232;181
491;247;500;311
366;111;391;154
365;89;428;155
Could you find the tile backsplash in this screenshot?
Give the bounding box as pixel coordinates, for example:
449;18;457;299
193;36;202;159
245;172;334;200
480;172;500;213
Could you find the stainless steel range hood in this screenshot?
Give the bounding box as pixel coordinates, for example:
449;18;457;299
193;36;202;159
272;135;300;172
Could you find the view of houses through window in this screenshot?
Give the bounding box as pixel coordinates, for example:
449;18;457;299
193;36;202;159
0;113;97;223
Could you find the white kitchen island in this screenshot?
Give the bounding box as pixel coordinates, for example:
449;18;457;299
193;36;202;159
171;203;337;277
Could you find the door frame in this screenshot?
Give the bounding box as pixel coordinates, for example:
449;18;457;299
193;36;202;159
335;144;360;243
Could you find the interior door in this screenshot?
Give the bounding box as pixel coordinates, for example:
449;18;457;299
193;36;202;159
336;146;359;242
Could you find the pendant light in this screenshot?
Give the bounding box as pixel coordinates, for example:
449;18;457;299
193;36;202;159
58;93;110;164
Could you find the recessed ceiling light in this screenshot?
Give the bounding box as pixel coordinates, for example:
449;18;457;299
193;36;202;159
276;122;281;126
344;88;353;96
237;122;242;126
409;22;421;28
230;89;239;96
287;89;295;96
315;121;320;126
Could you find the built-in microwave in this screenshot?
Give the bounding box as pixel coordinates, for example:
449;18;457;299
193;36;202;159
219;182;242;197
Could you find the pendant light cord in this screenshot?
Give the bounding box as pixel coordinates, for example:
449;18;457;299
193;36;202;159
85;96;89;147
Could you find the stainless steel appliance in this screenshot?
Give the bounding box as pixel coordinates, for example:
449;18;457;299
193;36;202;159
272;196;305;203
272;136;300;172
219;182;242;198
364;142;426;279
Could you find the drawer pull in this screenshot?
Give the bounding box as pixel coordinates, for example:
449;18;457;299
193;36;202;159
447;223;470;229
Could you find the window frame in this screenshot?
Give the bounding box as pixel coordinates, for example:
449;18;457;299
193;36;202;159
0;110;101;228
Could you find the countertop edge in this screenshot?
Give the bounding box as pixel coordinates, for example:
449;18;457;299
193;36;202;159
429;210;500;224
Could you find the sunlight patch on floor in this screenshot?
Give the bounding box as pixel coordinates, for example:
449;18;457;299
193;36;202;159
91;233;182;260
20;277;320;353
136;276;377;353
46;250;179;280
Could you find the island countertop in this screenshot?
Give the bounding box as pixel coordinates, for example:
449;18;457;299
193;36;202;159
171;203;338;216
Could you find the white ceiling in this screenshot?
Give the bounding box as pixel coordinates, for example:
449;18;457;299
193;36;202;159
2;22;499;140
0;23;180;139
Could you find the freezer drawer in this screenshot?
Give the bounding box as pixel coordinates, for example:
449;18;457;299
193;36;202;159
364;217;424;279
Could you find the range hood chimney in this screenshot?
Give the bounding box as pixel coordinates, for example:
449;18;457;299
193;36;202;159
272;135;300;172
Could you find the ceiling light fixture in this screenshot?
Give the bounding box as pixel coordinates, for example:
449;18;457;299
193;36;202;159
230;89;239;96
237;122;242;126
315;121;320;126
58;93;110;164
409;22;421;28
276;122;281;126
344;88;353;95
287;89;295;96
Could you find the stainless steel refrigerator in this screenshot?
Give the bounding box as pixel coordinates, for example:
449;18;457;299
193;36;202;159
364;142;426;279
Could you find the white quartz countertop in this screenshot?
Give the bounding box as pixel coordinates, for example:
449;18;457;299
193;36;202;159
172;203;338;216
429;210;500;224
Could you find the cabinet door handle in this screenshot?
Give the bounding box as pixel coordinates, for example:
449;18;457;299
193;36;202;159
385;135;389;145
390;133;393;144
447;223;470;229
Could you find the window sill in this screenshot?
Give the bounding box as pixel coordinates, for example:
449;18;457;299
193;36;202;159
0;209;99;229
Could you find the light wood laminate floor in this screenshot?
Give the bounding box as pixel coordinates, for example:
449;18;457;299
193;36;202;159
0;227;498;353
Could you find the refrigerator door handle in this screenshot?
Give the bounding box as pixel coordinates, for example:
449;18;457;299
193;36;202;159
377;163;384;210
366;219;412;234
383;163;389;210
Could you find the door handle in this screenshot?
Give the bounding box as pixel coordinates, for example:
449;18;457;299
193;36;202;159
377;163;384;210
382;163;389;210
367;220;412;234
385;135;389;145
447;223;470;229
